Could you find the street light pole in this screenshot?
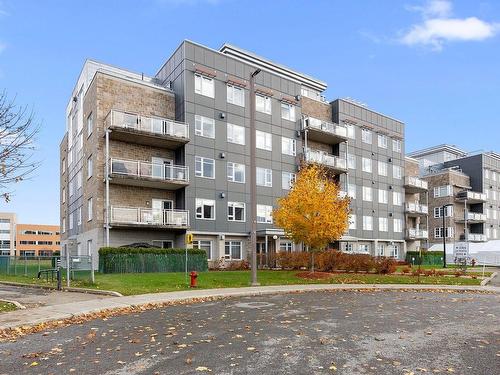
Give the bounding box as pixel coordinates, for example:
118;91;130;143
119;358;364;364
442;203;453;269
249;68;261;286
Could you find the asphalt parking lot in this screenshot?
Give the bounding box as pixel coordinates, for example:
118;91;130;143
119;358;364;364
0;290;498;374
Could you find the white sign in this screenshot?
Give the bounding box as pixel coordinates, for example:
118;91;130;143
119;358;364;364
453;242;470;259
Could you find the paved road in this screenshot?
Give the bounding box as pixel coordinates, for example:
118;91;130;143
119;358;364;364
0;284;111;309
0;290;498;375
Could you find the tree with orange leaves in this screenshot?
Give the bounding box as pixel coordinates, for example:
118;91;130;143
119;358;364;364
273;164;351;271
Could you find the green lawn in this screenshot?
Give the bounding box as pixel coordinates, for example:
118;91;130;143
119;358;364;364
0;270;484;296
0;301;17;313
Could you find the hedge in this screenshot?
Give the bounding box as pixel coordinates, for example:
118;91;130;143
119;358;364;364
98;247;208;274
405;251;444;266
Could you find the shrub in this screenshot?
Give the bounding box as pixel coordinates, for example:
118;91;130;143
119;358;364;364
345;254;374;273
99;247;206;256
276;251;310;270
316;250;345;272
373;257;397;274
402;266;411;274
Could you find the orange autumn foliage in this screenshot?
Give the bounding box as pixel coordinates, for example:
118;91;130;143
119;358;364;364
273;164;351;251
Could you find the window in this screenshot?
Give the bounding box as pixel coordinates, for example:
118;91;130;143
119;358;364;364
358;244;370;254
485;169;490;179
393;165;402;179
282;172;296;190
361;129;372;144
69;213;74;230
349;214;357;230
390;244;400;258
377;134;388;149
379;217;388;232
362;186;372;201
77;170;82;189
227;162;245;183
195;115;215;138
228;202;245;222
348;184;356;199
87;156;93;179
281;103;296;121
434;227;454;238
279;242;293;252
193;240;212;260
224;241;242;260
281;137;296;156
87;198;93;221
194;73;214;98
62;218;66;233
227;84;245;106
377;243;385;256
86;239;92;256
393;219;403;233
195;156;215;178
87;112;93;137
256;95;271;114
434;185;452;198
69;180;74;197
227;123;245;145
62;187;66;204
77;206;82;226
378;161;388;176
392;139;402;152
434;206;453;218
363;216;373;230
362;157;372;173
195;199;215;220
393;191;403;206
378;189;388;204
346;124;355;139
256;130;272;151
257;204;273;223
256;167;272;187
347;154;356;169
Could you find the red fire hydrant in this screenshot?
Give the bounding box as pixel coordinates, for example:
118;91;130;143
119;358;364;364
190;271;198;288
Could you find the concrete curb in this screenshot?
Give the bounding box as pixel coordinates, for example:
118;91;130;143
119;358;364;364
0;280;122;297
1;283;498;331
0;299;26;310
481;271;498;286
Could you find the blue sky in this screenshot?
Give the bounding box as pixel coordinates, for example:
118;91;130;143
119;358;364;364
0;0;499;224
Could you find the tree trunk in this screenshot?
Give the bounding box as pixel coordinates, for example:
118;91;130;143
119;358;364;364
311;251;315;273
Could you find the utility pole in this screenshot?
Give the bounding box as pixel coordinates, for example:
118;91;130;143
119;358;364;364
249;68;261;286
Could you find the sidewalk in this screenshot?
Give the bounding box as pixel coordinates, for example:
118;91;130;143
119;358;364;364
1;282;499;331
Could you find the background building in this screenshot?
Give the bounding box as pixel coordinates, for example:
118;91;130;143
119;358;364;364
60;40;408;267
15;224;60;257
0;212;16;256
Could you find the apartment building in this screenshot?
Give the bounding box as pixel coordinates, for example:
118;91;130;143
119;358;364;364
15;224;60;256
60;40;408;266
0;212;16;256
408;145;500;246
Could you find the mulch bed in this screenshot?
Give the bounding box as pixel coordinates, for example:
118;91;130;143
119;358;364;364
296;271;334;280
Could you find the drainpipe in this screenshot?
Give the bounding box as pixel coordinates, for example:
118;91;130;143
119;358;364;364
105;128;110;247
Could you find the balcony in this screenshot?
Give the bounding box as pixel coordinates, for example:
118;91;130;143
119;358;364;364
406;228;428;240
405;202;428;216
105;110;189;149
109;158;189;190
455;212;487;223
404;176;428;193
303;116;348;145
304;149;347;174
460;233;487;242
456;190;487;204
110;207;189;229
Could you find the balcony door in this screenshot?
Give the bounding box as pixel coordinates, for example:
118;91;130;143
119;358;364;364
152;199;173;224
152;157;172;180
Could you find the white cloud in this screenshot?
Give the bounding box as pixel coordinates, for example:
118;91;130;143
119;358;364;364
400;0;499;50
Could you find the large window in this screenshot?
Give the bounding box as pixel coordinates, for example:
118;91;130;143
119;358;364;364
378;189;388;204
257;167;272;187
393;219;403;233
227;123;245;145
393;165;402;180
434;227;454;238
87;239;92;256
227;162;245;183
361;129;372;144
348;184;356;199
87;197;93;221
87;156;93;179
256;95;272;114
257;204;273;223
349;214;357;230
379;217;388;232
195;115;215;138
363;216;373;230
281;103;296;121
77;207;82;226
228;202;246;222
392;139;402;153
256;130;272;151
377;134;388;149
378;161;388;176
281;137;296;156
346;124;355;139
193;240;212;260
282;172;295;190
195;199;215;220
280;241;293;252
362;186;372;201
347;154;356;169
362;157;372;173
434;185;452;198
194;73;214;98
393;191;403;206
227;84;245;107
224;241;242;260
69;212;74;230
195;156;215;178
434;206;453;218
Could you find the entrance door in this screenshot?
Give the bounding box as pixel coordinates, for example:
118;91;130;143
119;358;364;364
152;199;173;224
152;157;172;180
